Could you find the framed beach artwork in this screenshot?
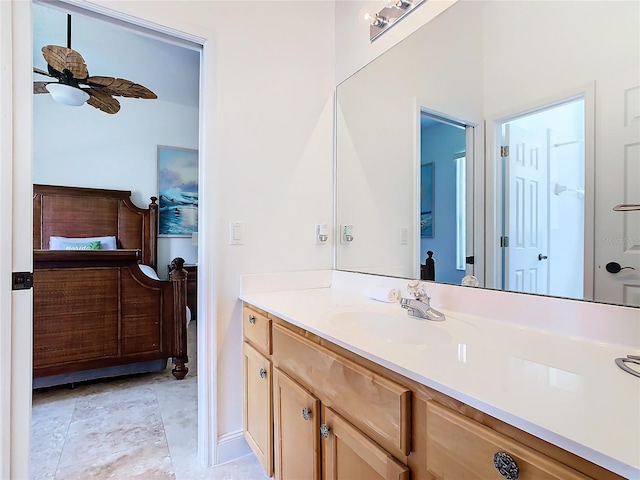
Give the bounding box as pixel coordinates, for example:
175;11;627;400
157;145;199;236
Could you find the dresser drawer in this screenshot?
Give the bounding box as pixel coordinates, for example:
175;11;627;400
272;323;411;458
243;306;272;356
426;401;590;480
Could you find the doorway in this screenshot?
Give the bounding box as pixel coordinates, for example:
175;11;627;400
31;3;203;477
498;98;586;298
419;111;471;285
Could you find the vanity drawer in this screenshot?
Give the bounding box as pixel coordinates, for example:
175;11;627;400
272;323;411;458
426;401;590;480
243;306;272;356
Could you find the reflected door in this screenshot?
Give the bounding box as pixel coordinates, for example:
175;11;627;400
500;98;586;298
594;68;640;306
504;123;550;294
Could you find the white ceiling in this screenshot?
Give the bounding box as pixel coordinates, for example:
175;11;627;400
33;3;201;108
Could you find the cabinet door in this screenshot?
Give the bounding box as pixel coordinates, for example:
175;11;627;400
426;401;590;480
243;342;273;476
322;407;409;480
273;368;321;480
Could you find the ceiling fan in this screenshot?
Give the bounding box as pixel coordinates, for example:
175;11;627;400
33;14;157;114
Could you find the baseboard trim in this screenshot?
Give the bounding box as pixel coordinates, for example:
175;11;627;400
216;430;252;465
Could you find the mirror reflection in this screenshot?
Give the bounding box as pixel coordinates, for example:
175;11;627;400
335;0;640;307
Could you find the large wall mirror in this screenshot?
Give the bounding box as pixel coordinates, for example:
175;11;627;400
336;0;640;307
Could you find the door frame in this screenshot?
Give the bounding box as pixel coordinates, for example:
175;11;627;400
2;2;216;476
485;84;595;297
414;102;478;282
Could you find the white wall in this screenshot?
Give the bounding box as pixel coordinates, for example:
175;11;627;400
481;1;639;117
72;0;336;463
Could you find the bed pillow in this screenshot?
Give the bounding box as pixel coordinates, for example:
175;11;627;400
138;264;160;280
49;235;117;250
60;241;101;250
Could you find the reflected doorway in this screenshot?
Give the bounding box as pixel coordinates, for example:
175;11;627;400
419;112;469;285
499;98;586;297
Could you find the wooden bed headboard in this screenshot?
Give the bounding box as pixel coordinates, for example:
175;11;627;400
33;184;159;269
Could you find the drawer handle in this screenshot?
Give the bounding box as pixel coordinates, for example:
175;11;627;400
493;452;519;480
259;368;267;379
248;315;256;324
320;423;331;438
302;407;311;421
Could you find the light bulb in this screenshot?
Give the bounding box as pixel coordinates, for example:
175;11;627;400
365;12;388;27
391;0;412;9
45;83;89;107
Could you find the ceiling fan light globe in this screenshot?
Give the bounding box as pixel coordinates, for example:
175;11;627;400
45;83;89;106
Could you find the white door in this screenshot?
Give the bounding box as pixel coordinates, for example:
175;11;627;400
504;123;550;294
594;68;640;306
1;2;34;478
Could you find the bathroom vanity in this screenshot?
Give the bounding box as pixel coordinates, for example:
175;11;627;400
240;271;639;480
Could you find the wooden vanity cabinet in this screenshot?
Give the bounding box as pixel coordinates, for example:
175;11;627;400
273;367;321;480
426;401;590;480
243;341;273;476
242;305;274;476
273;367;409;480
322;407;409;480
242;303;625;480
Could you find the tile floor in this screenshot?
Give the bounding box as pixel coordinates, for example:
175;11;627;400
31;322;270;480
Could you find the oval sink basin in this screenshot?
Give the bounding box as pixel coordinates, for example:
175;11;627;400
328;310;452;345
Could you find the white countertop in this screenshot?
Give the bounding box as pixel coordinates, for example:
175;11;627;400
240;280;640;479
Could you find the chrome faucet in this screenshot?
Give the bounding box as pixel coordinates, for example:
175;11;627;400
400;280;445;321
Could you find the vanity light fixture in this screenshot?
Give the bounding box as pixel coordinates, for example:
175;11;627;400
363;12;388;28
391;0;413;9
365;0;426;42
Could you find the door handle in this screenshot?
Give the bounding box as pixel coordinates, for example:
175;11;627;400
606;262;636;274
538;254;548;261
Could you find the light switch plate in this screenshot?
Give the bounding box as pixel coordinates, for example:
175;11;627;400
400;227;408;245
229;221;244;245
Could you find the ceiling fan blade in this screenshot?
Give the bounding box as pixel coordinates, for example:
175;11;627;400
33;67;53;78
87;76;157;99
33;82;51;95
86;88;120;114
42;45;89;80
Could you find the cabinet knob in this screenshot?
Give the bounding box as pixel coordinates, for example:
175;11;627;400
320;423;331;438
259;367;267;379
248;315;256;324
493;452;519;480
302;407;311;421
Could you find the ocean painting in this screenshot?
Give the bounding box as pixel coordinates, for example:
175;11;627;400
158;146;198;236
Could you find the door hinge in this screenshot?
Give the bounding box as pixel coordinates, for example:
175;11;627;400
500;236;509;248
500;145;509;157
465;255;475;265
12;272;33;290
